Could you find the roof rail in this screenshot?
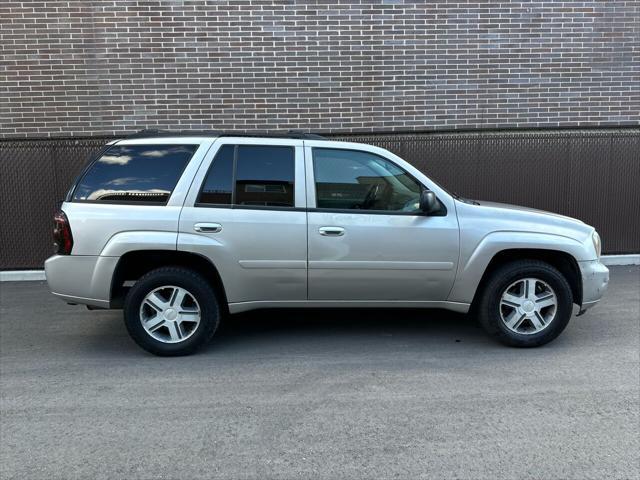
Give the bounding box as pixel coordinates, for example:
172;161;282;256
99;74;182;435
126;129;327;140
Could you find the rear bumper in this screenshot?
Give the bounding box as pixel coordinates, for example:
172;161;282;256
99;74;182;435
577;259;609;314
45;255;118;308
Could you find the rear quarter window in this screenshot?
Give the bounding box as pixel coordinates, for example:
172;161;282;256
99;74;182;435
72;144;198;204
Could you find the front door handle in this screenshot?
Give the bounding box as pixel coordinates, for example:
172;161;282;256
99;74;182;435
319;226;345;237
194;222;222;233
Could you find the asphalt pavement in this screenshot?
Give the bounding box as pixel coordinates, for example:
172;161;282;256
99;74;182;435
1;266;638;479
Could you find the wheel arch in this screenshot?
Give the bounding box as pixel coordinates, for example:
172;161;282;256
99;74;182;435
469;248;582;311
110;250;229;312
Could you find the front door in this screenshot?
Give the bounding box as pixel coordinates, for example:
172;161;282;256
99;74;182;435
305;145;459;302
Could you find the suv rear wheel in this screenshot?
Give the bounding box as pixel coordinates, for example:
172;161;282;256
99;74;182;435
124;267;220;356
477;260;573;347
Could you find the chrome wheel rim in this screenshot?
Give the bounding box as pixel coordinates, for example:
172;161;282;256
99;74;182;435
499;277;557;335
139;285;201;343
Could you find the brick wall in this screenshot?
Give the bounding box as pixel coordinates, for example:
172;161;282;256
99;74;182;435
1;1;639;138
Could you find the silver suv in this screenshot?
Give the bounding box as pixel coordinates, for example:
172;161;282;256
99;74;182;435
45;131;609;355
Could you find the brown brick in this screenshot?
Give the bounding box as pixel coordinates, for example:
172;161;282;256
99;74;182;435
0;0;638;137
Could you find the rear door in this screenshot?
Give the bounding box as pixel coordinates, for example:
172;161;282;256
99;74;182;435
305;143;459;302
179;138;307;305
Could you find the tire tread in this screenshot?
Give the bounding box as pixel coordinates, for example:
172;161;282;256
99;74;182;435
124;266;220;356
477;259;573;347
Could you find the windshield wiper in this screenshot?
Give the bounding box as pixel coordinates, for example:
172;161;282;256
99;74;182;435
452;192;480;205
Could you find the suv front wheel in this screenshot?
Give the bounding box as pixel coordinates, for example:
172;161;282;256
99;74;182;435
477;260;574;347
124;267;220;356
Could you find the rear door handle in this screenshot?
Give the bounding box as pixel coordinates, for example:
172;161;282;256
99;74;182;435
319;226;345;237
194;223;222;233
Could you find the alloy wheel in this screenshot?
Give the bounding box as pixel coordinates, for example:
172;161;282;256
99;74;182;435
499;277;558;335
139;285;201;343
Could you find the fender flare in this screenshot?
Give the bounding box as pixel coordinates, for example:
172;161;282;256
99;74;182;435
448;230;587;304
99;231;179;257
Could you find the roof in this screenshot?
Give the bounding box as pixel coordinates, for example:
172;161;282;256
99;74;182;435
126;129;327;140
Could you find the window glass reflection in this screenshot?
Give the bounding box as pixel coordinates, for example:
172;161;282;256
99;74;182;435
73;144;197;204
313;148;422;212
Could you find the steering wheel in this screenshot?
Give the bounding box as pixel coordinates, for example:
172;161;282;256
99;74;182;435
360;184;381;210
401;196;421;212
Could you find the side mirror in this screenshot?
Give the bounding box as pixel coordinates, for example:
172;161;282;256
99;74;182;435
420;190;439;215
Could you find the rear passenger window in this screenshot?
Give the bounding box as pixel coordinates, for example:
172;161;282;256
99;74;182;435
198;144;295;208
72;144;197;204
235;145;294;207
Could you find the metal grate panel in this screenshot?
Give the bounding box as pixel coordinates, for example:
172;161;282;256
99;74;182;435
1;130;638;269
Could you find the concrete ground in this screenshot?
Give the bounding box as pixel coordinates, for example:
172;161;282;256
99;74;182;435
1;266;638;480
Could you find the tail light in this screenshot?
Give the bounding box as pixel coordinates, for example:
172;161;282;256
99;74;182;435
53;210;73;255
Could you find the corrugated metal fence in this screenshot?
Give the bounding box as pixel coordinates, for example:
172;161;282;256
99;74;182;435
1;129;638;269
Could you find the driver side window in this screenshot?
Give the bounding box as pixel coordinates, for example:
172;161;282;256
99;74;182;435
312;148;423;213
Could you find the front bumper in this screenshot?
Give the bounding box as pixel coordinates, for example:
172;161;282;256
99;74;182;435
577;259;609;314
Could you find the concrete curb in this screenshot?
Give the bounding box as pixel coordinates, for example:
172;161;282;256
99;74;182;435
1;255;638;282
601;254;640;266
0;270;46;281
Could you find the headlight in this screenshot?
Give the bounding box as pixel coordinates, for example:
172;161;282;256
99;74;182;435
592;231;601;259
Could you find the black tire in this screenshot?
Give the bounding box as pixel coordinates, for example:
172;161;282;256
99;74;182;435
124;267;220;356
477;260;573;347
